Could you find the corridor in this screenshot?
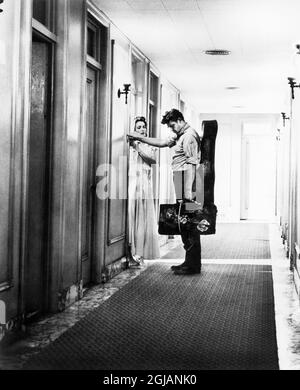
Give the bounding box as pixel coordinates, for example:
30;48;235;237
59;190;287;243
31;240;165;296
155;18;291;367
0;222;300;371
2;0;300;374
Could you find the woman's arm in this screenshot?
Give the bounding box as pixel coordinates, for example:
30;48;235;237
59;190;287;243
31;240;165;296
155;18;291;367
127;134;171;148
135;143;156;166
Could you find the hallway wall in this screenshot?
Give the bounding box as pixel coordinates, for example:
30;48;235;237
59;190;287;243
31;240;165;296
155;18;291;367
0;0;31;333
58;0;86;303
281;88;300;292
0;0;93;331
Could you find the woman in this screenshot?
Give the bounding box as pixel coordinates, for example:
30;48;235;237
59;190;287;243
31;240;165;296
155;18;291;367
128;116;160;264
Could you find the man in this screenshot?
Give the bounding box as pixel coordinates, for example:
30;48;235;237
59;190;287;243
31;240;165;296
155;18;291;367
127;108;202;275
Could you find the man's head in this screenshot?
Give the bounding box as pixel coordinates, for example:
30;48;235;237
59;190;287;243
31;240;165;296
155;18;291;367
161;109;185;134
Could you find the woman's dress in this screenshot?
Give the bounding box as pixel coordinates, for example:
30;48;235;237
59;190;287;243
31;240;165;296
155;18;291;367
128;142;160;260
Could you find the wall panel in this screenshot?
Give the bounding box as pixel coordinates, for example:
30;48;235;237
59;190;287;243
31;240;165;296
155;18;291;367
61;0;86;288
0;2;15;287
0;0;32;326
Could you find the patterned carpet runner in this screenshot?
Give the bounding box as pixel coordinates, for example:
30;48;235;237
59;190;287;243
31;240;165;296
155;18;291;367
162;223;271;259
24;263;278;370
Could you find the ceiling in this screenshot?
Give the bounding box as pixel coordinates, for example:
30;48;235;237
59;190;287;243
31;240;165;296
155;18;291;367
94;0;300;114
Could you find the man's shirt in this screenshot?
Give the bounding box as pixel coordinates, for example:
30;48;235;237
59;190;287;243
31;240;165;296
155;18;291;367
167;123;201;171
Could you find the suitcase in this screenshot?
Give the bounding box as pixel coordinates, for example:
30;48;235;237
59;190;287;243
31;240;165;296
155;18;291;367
158;202;217;235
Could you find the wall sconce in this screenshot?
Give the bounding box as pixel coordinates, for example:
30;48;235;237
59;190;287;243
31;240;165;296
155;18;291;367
296;44;300;55
117;84;131;104
276;128;281;141
281;112;290;127
287;77;300;99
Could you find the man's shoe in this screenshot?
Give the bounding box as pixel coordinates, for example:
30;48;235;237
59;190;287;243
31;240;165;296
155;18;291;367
173;266;201;275
170;262;186;271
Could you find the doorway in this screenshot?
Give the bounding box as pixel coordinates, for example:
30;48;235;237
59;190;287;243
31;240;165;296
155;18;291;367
241;123;276;221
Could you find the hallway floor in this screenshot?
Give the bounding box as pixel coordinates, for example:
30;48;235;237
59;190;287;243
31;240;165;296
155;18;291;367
0;223;300;370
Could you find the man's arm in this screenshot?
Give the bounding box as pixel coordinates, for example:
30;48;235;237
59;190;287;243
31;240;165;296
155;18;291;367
183;164;196;200
182;134;199;200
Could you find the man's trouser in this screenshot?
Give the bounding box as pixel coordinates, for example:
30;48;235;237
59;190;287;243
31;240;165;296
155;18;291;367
173;170;201;269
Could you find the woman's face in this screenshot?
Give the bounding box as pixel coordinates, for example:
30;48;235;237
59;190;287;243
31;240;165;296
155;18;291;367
135;120;147;136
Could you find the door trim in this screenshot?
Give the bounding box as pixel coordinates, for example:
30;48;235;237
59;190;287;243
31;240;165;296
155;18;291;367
80;64;99;285
24;33;55;316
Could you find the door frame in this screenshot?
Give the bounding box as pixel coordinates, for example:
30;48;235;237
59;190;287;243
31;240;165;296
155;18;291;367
80;65;99;286
240;134;250;220
22;20;56;318
80;3;111;284
240;129;277;221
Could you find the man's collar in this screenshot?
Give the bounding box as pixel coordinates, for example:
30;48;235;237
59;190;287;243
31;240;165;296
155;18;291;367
177;122;190;137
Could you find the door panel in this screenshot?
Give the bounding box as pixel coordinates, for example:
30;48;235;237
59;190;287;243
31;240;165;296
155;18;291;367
105;40;129;264
81;66;97;286
25;40;50;315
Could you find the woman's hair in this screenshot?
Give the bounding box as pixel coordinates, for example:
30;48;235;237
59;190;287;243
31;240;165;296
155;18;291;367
161;109;184;124
134;116;147;129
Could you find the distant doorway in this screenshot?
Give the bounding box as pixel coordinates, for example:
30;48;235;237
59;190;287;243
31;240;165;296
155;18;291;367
241;123;276;221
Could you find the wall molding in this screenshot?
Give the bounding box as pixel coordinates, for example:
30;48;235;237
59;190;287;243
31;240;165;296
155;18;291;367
0;281;13;293
295;242;300;258
57;280;83;312
101;257;128;283
293;266;300;297
108;234;126;246
0;313;26;343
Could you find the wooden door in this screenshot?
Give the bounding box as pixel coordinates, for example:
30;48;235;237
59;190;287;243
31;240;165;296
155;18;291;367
81;66;97;286
104;39;129;265
25;38;51;317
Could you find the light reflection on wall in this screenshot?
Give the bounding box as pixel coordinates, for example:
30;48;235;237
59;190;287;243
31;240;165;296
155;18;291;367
0;40;5;65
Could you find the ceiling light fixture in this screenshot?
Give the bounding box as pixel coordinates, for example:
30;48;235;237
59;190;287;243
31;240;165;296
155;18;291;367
204;49;231;56
226;86;239;90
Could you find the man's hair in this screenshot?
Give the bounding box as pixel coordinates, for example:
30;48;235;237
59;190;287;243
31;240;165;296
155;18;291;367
161;109;184;124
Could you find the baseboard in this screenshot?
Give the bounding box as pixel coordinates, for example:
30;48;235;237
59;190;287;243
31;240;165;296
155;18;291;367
101;257;128;283
293;267;300;296
57;280;83;312
0;313;26;344
294;243;300;296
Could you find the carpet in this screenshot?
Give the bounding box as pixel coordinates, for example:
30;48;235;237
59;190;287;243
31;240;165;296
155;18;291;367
162;223;271;259
23;263;278;370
